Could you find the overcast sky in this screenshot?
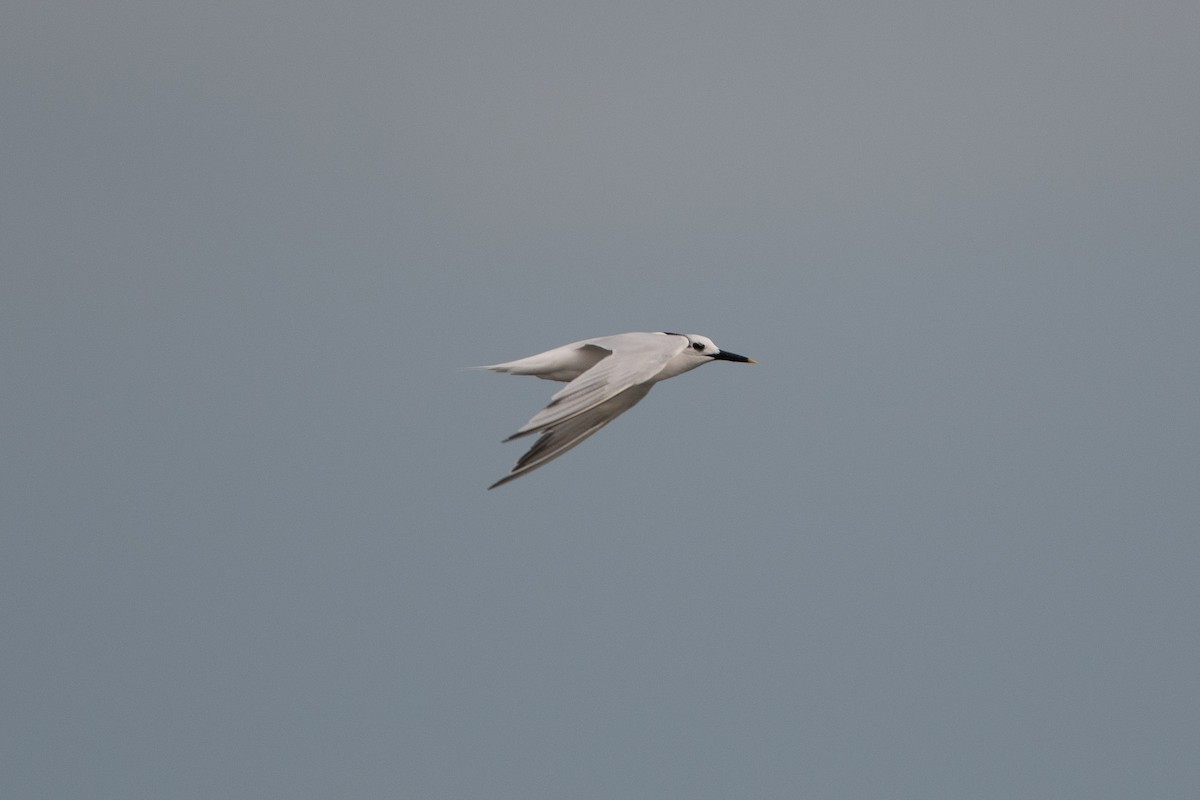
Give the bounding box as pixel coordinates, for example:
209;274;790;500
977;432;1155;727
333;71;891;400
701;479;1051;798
3;2;1199;798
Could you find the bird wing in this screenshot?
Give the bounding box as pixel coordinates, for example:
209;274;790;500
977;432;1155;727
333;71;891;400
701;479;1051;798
474;342;612;381
506;333;686;439
488;383;654;489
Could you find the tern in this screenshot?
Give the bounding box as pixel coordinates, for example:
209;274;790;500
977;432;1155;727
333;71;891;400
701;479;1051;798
478;331;756;489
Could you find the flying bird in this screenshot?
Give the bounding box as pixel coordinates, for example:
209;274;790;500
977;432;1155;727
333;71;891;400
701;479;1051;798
477;331;756;489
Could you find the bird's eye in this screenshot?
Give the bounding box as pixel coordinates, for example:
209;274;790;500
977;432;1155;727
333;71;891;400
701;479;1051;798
692;342;705;351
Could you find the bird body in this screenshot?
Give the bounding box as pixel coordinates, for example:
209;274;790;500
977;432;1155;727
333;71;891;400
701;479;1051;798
478;332;755;489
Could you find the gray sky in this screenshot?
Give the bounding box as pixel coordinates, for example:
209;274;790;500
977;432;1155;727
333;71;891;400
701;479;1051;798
3;2;1198;798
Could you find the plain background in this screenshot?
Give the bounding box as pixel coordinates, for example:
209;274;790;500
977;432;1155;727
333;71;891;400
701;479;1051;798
3;2;1198;798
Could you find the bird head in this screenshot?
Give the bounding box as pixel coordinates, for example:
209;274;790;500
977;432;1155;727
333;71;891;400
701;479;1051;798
678;333;756;364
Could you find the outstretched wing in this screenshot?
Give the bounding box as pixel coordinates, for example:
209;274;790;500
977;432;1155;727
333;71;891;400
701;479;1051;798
505;332;686;440
488;384;654;489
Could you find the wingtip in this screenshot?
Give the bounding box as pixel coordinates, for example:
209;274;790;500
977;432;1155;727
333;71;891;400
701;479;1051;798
487;474;514;490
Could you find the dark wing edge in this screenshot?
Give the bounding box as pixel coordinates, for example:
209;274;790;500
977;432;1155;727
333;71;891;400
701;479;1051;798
488;384;654;489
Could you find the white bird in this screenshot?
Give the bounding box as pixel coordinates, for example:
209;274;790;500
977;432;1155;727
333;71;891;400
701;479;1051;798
477;331;756;489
